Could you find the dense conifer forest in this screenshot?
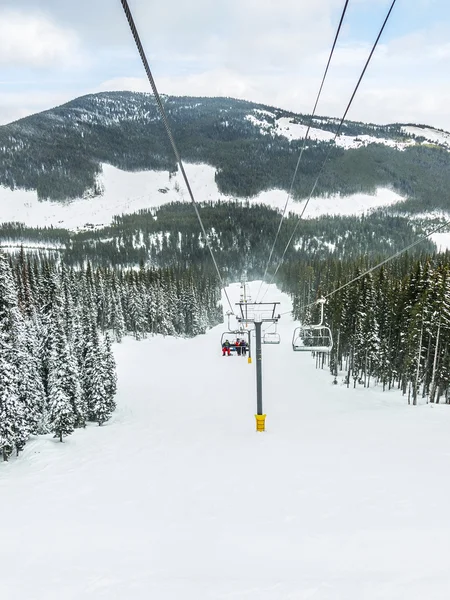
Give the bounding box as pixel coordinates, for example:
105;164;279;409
0;250;222;461
0;202;437;275
278;251;450;404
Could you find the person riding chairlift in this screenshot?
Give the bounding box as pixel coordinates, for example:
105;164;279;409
222;339;231;356
235;338;242;356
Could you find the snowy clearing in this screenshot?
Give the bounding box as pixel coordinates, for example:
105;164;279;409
2;282;450;599
273;117;411;150
430;231;450;251
245;112;422;151
245;111;450;152
402;125;450;147
0;163;406;231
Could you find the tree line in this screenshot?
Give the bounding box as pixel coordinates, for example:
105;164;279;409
0;250;222;461
279;251;450;404
0;203;437;276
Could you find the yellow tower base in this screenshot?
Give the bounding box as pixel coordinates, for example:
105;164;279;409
255;414;266;432
248;356;252;364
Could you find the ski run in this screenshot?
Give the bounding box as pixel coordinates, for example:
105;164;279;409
2;282;450;600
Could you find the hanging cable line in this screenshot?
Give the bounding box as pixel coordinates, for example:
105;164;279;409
256;0;350;302
278;219;450;319
259;0;397;303
119;0;235;314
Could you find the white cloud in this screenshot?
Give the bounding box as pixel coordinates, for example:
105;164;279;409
1;0;450;133
97;63;450;132
0;9;84;68
0;90;79;125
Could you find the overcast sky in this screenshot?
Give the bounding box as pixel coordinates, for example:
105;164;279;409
1;0;450;130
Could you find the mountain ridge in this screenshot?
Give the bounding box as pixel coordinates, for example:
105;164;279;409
1;91;450;212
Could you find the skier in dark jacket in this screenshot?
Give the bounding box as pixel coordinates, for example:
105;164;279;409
222;340;231;356
235;338;242;356
240;339;248;356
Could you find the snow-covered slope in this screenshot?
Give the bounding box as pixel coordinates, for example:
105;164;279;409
430;231;450;252
273;116;412;150
0;162;406;231
2;282;450;599
402;125;450;147
246;110;450;152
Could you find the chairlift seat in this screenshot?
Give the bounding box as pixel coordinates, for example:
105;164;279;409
292;325;333;353
263;332;281;345
220;329;250;349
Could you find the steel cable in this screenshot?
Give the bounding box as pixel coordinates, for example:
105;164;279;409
119;0;235;314
256;0;350;302
259;0;398;302
279;219;449;319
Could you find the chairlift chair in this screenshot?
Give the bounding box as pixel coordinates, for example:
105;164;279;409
292;325;333;353
292;297;333;353
220;329;250;352
263;330;281;345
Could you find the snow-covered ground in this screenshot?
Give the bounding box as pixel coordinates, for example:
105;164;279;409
246;111;450;152
402;125;450;147
2;282;450;599
273;116;412;150
0;163;406;231
430;231;450;252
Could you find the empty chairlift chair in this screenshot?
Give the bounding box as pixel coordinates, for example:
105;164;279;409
292;298;333;353
262;326;281;345
292;325;333;353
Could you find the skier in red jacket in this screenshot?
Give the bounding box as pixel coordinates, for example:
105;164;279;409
222;340;231;356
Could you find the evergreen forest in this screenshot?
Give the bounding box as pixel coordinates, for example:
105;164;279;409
0;249;222;461
0;202;438;275
278;251;450;405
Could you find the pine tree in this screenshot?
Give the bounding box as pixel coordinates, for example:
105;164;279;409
103;333;117;401
0;254;29;459
0;350;23;460
18;320;47;435
48;347;76;442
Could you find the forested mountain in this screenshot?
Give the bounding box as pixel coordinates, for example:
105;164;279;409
0;202;436;276
1;91;450;212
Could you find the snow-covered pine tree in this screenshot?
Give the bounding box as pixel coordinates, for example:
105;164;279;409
0;351;23;460
47;272;85;427
87;329;116;426
111;286;125;342
103;333;117;404
0;253;29;459
18;320;47;435
128;276;147;340
48;347;76;442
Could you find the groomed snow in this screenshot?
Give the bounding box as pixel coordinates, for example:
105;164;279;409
291;187;404;218
247;113;415;151
2;282;450;599
430;231;450;251
402;125;450;147
275;117;413;150
0;163;406;231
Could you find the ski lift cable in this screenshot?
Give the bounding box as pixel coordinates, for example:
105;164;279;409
258;0;398;304
279;219;450;318
119;0;235;315
255;0;351;303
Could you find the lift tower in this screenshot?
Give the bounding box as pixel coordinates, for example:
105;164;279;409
235;301;280;431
